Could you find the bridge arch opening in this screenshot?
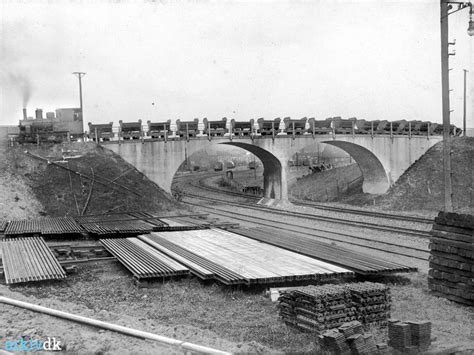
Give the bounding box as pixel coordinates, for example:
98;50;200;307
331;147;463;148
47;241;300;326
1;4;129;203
321;140;390;194
171;142;283;199
220;142;283;199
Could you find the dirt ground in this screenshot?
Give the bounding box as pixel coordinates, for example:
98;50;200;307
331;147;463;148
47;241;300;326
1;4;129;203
1;141;473;354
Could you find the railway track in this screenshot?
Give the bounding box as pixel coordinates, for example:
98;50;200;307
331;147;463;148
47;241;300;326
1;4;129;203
181;189;431;238
183;196;429;262
175;172;434;229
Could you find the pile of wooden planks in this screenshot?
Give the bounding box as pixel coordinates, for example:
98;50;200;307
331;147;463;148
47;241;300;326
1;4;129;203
0;237;66;284
278;282;391;334
388;319;432;353
428;212;473;306
319;321;383;354
139;229;353;285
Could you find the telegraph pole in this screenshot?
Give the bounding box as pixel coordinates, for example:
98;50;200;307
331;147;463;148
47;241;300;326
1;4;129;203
463;69;468;136
440;0;453;212
73;72;86;119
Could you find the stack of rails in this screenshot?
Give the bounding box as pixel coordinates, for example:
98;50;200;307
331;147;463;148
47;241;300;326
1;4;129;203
100;238;189;279
278;282;391;334
77;219;155;235
4;217;83;236
0;220;7;233
428;212;473;306
139;229;353;285
1;213;210;238
0;237;66;284
234;227;416;275
154;217;210;231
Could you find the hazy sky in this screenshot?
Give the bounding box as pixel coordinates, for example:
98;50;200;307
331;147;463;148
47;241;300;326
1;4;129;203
1;0;472;128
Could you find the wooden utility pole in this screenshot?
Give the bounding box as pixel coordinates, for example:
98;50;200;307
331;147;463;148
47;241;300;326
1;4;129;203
73;72;86;120
440;0;453;212
463;69;468;136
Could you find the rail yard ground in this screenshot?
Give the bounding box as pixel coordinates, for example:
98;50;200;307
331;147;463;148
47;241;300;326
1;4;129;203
1;139;473;353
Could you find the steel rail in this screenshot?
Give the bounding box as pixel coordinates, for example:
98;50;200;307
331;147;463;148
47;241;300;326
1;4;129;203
177;171;433;226
183;191;430;238
183;199;428;261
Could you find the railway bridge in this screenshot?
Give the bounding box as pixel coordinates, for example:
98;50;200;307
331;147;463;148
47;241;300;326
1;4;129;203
103;134;441;200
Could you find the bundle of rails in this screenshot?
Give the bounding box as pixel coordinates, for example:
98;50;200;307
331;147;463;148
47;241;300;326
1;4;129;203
1;237;66;284
234;227;417;275
4;217;83;235
100;238;189;279
1;213;211;237
139;230;353;285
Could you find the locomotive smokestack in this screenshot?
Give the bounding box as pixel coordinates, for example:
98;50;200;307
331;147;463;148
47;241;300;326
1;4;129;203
22;108;27;121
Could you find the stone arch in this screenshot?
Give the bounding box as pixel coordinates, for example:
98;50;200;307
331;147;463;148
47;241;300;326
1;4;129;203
321;140;389;194
220;142;283;199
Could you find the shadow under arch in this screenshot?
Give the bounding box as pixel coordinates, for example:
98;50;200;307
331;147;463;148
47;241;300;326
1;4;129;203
220;142;283;199
320;140;389;194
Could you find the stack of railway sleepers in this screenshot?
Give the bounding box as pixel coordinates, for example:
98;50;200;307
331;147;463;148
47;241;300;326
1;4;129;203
0;237;66;284
234;227;416;275
319;321;380;355
279;285;353;333
428;212;473;306
100;238;189;279
388;319;432;353
278;282;390;334
139;229;353;285
4;217;83;236
346;282;391;326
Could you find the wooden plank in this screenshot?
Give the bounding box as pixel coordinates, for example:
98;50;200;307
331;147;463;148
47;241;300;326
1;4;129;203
430;227;473;241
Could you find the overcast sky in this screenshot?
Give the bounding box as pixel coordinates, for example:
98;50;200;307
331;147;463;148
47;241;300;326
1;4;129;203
1;0;472;128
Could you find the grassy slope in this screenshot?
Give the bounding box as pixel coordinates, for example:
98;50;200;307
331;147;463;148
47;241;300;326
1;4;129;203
375;137;473;213
289;164;363;202
7;142;178;217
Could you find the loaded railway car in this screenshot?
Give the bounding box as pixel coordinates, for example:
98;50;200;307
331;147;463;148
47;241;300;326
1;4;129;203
119;120;142;140
88;122;114;141
307;118;332;134
257;118;281;136
231;119;254;136
176;119;199;138
203;117;228;137
147;120;171;139
283;117;307;135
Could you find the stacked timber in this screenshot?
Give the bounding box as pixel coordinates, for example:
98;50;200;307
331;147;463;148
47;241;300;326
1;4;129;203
318;321;382;355
388;319;431;353
428;212;473;306
279;282;390;334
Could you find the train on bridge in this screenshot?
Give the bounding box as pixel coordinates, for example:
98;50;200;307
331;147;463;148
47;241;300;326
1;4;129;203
86;117;462;142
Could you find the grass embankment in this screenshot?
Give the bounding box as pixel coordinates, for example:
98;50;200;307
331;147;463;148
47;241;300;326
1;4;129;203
376;137;473;213
289;164;362;202
6;142;178;217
